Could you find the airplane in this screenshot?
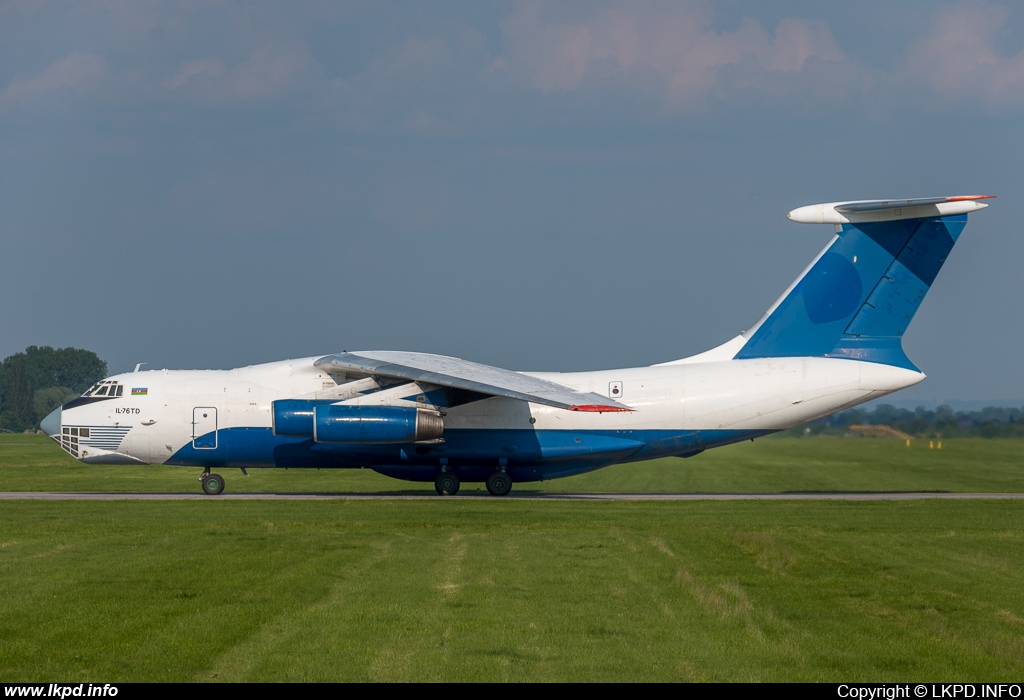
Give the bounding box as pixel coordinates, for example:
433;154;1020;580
40;195;993;496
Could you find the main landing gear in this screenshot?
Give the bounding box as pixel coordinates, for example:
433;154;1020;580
200;471;225;495
433;470;514;496
435;472;460;496
486;471;512;497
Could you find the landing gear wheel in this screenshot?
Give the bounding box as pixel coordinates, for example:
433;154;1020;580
201;473;225;495
485;471;512;496
435;472;460;496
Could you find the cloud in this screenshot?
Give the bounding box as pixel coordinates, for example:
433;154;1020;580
164;41;314;101
5;2;1024;123
323;27;493;134
493;2;849;106
0;52;106;108
164;57;225;90
901;2;1024;106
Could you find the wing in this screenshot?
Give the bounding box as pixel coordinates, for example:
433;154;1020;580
314;351;632;412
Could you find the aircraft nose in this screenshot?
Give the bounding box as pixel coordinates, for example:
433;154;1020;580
40;406;61;437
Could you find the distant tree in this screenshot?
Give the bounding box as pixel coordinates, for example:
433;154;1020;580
33;386;79;421
0;346;107;432
869;404;908;426
935;405;956;424
794;402;1024;439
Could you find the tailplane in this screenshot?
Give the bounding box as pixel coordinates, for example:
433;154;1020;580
732;196;993;370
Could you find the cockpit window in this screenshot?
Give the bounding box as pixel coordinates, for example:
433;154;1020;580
82;380;123;398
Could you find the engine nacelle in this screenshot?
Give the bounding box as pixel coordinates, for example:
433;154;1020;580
273;401;445;443
272;399;320;438
314;405;444;444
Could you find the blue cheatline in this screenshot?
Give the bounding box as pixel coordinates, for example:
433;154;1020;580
167;426;767;483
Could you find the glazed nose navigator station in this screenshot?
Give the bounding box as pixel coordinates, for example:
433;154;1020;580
41;379;145;464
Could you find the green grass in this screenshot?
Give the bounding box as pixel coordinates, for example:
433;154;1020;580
3;435;1024;681
3;433;1023;494
1;499;1023;681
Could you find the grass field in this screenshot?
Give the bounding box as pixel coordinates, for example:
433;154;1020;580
3;433;1023;494
1;435;1023;681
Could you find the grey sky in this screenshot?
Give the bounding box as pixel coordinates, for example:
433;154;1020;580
1;1;1021;402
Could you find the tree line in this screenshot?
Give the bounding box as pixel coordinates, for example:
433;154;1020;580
0;346;107;432
792;403;1024;439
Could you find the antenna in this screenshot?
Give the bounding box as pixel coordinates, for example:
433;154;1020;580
134;363;147;373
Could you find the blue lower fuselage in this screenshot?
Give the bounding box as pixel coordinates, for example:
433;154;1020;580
165;427;768;482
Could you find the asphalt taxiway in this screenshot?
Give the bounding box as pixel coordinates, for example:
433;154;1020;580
2;491;1023;501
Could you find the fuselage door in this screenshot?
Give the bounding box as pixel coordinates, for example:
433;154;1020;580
192;407;218;449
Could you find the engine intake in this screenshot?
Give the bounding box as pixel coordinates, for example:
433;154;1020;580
272;399;320;438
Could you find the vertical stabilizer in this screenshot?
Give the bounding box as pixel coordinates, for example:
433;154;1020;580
734;196;992;369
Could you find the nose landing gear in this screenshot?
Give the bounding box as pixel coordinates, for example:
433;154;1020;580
199;471;225;495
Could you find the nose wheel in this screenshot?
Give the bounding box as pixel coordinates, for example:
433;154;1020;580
200;472;225;495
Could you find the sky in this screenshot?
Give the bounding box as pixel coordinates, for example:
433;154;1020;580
1;0;1022;402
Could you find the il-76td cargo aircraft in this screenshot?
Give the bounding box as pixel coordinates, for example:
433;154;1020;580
42;196;993;496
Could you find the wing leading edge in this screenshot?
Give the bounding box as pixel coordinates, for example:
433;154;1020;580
314;351;632;412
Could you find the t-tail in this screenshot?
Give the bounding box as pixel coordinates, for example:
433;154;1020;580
731;195;994;370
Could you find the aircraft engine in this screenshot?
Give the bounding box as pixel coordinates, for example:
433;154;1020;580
272;400;444;443
314;405;444;444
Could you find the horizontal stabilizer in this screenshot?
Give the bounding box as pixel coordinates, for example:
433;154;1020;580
315;351;632;412
788;196;994;225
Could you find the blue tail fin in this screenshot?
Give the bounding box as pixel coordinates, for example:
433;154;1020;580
735;208;975;370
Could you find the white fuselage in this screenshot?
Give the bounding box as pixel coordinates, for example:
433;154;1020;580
52;354;922;472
